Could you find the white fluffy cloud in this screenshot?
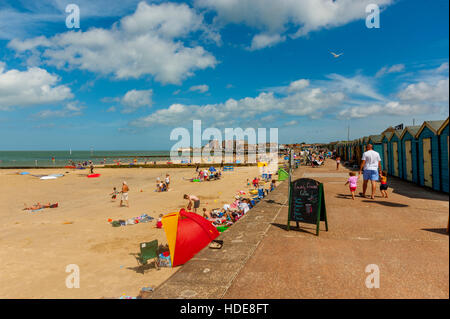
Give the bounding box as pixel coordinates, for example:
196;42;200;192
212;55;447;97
338;101;435;119
398;78;449;103
189;84;209;93
34;102;84;118
375;64;405;78
339;63;449;119
287;79;310;92
121;89;153;113
249;33;286;50
8;2;218;84
285;120;298;126
131;62;449;125
131;78;345;127
196;0;393;49
0;61;73;110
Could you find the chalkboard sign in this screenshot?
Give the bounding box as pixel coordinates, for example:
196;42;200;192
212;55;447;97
287;178;328;236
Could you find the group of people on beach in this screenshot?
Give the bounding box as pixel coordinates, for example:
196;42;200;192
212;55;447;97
156;174;170;192
105;159;278;235
198;174;277;230
344;144;389;200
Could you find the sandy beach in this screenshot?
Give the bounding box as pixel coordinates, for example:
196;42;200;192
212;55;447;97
0;165;261;298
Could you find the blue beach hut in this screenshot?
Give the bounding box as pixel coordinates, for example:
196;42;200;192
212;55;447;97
388;130;403;178
437;118;449;193
400;125;421;183
368;135;384;168
416;120;445;190
381;131;393;172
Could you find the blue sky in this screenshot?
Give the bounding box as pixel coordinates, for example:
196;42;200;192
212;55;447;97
0;0;448;150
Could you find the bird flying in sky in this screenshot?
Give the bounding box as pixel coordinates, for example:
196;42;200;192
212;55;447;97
330;52;343;58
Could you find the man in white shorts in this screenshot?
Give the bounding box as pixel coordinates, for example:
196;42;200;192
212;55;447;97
120;181;130;207
359;144;382;199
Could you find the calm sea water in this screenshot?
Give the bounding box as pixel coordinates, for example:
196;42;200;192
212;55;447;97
0;151;171;167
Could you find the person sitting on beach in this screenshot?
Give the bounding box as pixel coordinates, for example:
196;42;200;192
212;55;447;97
110;187;119;201
184;194;200;213
252;177;259;188
270;180;276;192
119;181;130;207
156;177;161;191
230;195;241;210
165;174;170;190
156;214;163;228
238;199;250;214
202;208;213;220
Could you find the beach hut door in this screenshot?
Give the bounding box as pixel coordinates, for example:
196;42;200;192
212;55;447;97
392;142;399;176
423;138;433;188
405;140;413;181
383;144;389;171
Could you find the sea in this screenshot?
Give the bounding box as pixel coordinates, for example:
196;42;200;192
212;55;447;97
0;150;171;168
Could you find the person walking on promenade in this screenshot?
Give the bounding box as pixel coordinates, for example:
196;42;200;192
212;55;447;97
359;144;382;200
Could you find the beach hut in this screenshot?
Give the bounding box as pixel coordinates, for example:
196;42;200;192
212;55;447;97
416;120;445;190
349;141;355;162
353;139;360;163
357;137;365;166
368;135;384;168
400;125;421;183
381;132;393;172
438;118;449;193
388;130;403;178
337;143;344;159
345;142;351;161
361;136;369;153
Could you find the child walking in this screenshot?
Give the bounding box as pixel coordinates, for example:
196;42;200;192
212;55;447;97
336;156;341;170
345;172;358;200
110;187;119;201
380;170;389;198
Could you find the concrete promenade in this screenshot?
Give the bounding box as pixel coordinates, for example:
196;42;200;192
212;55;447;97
147;160;449;299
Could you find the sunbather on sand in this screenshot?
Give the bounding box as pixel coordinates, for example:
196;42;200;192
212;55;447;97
202;208;212;219
23;202;58;210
